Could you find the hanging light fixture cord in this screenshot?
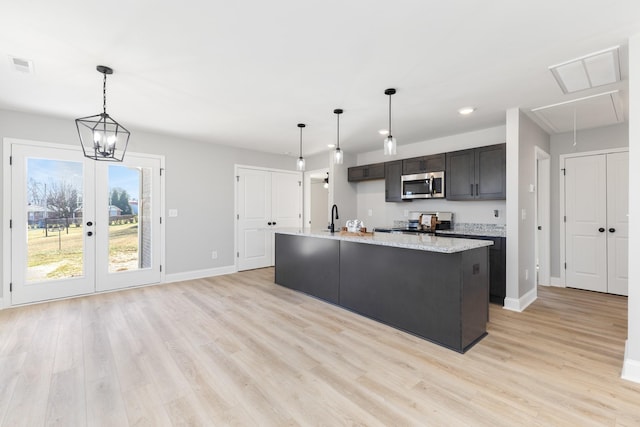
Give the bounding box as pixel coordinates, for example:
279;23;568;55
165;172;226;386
102;72;107;115
336;113;340;149
299;126;303;156
388;92;392;136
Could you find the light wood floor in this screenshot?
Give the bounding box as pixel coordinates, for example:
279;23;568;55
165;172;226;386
1;268;639;426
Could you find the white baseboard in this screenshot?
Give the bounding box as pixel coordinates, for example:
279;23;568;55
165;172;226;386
164;265;237;284
549;276;565;287
503;287;537;312
622;341;640;384
0;297;4;310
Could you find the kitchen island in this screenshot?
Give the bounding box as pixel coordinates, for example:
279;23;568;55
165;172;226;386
274;229;493;353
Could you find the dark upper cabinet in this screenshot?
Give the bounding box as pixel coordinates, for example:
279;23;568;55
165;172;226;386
347;162;385;182
446;144;506;200
384;160;407;202
402;153;446;175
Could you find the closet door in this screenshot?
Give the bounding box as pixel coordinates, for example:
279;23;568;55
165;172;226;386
565;155;607;292
606;152;629;295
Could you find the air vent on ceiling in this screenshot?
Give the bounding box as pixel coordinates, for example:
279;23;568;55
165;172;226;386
10;56;34;73
549;46;620;94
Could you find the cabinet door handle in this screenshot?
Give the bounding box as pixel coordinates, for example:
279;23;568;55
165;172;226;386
609;228;616;233
273;222;277;226
87;231;93;236
86;221;93;226
268;222;272;226
470;184;474;196
598;227;605;233
476;183;478;196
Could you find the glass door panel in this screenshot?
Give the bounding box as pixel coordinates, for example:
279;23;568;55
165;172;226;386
11;144;95;305
96;155;161;291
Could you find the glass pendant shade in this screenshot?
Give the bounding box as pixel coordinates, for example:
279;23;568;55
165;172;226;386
383;135;397;156
296;156;306;171
333;108;344;164
76;65;130;162
334;147;343;164
296;123;306;171
383;88;397;156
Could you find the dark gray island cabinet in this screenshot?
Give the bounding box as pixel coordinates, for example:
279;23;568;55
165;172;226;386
274;230;492;353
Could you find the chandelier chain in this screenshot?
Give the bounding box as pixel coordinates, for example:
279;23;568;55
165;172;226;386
103;72;107;115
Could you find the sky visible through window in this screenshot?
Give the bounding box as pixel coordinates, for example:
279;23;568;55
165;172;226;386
27;158;140;200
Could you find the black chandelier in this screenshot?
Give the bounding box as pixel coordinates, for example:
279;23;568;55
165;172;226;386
75;65;130;161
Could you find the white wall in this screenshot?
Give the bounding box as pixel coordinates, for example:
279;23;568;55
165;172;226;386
505;109;551;311
623;32;640;383
517;112;550;297
0;109;295;300
310;181;329;229
354;126;507;229
549;123;628;277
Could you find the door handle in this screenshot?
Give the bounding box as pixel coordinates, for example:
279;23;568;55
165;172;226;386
272;222;277;226
598;227;605;233
267;222;272;226
87;231;93;236
609;228;616;233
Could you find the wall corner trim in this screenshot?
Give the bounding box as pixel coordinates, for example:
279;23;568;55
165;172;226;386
503;287;537;312
622;341;640;384
164;265;237;284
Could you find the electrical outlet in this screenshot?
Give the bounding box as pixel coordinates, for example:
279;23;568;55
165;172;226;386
368;209;373;217
211;251;218;260
168;209;178;217
521;209;527;220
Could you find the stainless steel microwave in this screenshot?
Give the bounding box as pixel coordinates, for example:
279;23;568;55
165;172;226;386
401;171;445;199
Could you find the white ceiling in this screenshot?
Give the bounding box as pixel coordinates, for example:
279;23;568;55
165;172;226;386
1;1;639;157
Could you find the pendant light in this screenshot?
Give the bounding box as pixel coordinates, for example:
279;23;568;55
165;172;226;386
75;65;130;162
296;123;306;171
383;88;397;155
333;109;344;164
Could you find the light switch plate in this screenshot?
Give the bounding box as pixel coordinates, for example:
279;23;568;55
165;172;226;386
168;209;178;217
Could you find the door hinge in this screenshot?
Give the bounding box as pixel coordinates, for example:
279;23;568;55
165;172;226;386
9;156;12;165
237;214;240;220
299;213;301;218
564;216;566;223
237;252;239;258
160;217;162;224
9;219;12;229
236;176;240;182
9;282;12;292
298;181;301;187
160;168;164;176
564;262;567;269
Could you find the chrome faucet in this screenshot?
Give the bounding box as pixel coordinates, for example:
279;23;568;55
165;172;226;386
330;204;339;233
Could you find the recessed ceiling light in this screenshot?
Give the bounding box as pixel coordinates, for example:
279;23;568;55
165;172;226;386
327;144;336;148
458;107;475;115
378;129;389;135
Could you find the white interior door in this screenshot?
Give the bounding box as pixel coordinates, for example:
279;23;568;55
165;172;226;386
606;152;629;295
237;168;272;271
237;168;302;271
565;155;607;292
10;143;95;305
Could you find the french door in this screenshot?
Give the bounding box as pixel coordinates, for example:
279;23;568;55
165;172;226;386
564;151;628;295
10;140;162;305
236;167;302;271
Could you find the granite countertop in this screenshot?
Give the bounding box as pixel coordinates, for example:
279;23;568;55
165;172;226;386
276;228;493;254
439;223;506;238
